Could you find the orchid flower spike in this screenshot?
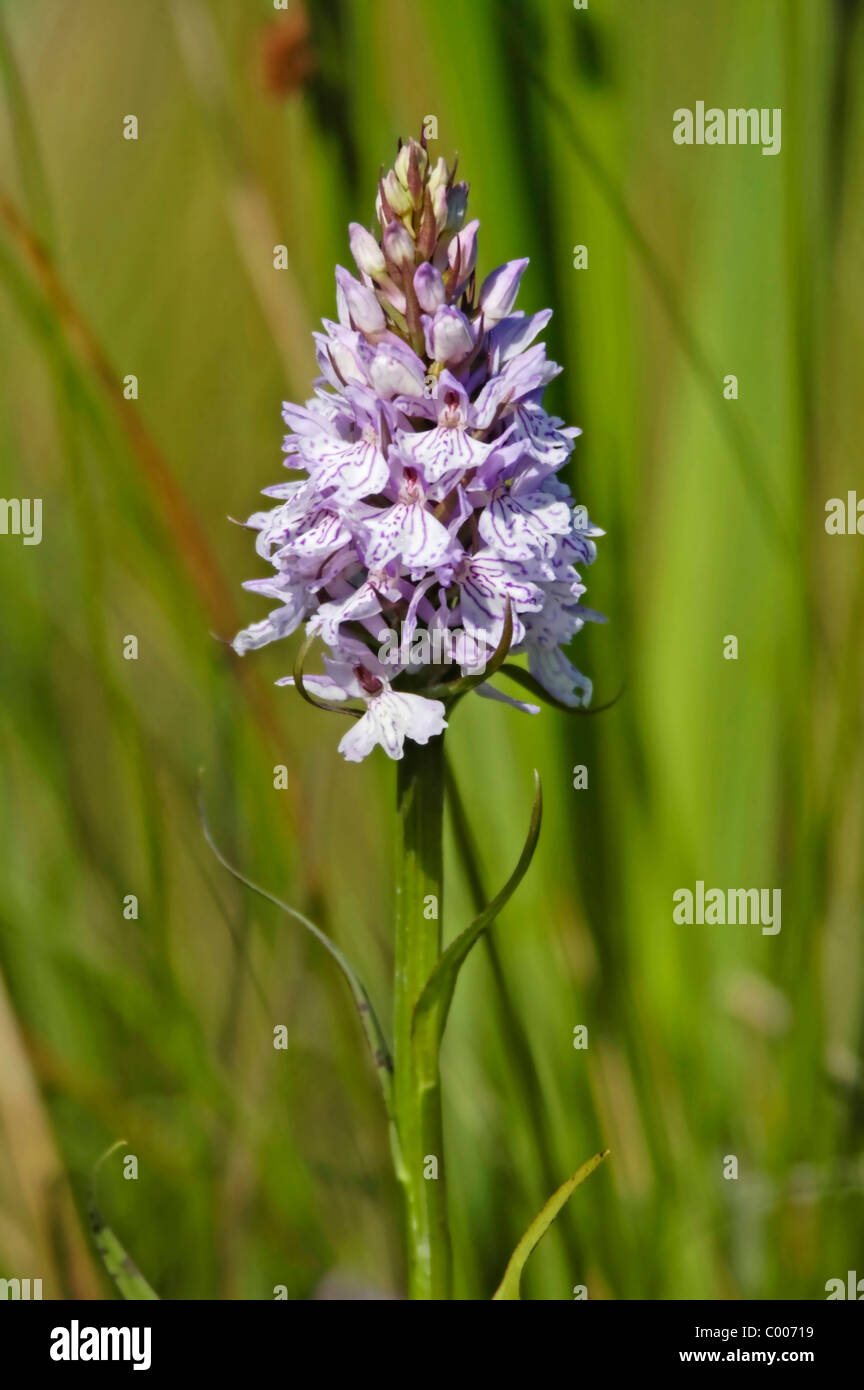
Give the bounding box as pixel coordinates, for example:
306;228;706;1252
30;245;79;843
233;134;604;760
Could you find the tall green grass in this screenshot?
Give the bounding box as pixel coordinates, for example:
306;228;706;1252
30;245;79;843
1;0;862;1299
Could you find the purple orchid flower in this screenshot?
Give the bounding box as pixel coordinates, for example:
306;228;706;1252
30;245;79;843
278;650;448;762
232;135;604;760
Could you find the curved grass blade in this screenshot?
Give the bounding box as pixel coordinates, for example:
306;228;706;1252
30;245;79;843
492;1150;609;1300
198;782;394;1117
497;663;625;715
412;770;542;1060
89;1142;159;1301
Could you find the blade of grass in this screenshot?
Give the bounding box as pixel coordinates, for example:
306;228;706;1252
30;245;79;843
198;781;396;1122
503;10;795;561
0;970;101;1298
492;1150;609;1300
0;10;55;248
89;1142;160;1300
0;193;236;633
413;771;542;1057
168;0;313;391
0;195;308;832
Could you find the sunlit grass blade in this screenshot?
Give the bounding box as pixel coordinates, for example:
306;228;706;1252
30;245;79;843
168;0;312;390
0;190;310;845
492;1151;609;1301
89;1142;159;1301
0;193;240;633
503;11;794;560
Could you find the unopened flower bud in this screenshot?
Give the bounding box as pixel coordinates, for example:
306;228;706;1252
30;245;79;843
326;336;365;385
395;139;427;205
349;222;387;280
382;169;413;217
478;258;528;325
383;219;415;272
370;341;426;398
432;182;449;232
448;218;479;291
413;262;446;314
335;266;386;334
422;306;474;364
427;157;449;202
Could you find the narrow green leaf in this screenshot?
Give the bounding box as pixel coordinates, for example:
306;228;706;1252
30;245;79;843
412;770;542;1058
492;1150;609;1300
444;752;587;1273
89;1142;159;1301
198;783;394;1118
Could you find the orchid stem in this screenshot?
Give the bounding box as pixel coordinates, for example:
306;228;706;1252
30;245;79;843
393;734;451;1299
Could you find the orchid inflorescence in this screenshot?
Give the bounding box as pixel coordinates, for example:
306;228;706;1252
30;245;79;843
232;132;603;760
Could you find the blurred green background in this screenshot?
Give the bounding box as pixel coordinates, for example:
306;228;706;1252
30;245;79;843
1;0;862;1301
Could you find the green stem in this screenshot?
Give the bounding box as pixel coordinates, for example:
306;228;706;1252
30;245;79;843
393;735;451;1299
